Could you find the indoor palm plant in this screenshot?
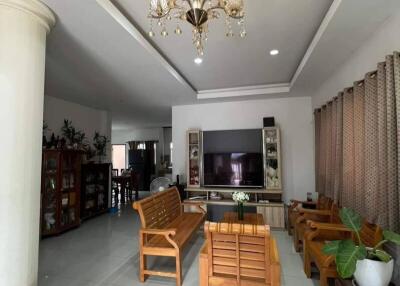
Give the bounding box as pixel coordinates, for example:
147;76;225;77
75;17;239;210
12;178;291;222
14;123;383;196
323;208;400;286
232;191;250;220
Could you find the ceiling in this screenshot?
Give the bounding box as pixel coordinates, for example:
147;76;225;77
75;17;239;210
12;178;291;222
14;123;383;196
42;0;400;130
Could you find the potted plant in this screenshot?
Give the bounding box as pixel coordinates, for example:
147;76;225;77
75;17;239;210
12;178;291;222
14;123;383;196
61;119;77;148
93;132;109;163
323;208;400;286
232;191;250;221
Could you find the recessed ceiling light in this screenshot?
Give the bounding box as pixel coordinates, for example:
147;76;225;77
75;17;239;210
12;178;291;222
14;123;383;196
270;49;279;56
194;57;203;64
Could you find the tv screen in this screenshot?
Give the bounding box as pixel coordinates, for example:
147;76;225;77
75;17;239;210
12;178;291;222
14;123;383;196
203;153;263;188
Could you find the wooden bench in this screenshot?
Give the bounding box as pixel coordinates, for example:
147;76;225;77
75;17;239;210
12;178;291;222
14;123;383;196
293;202;339;252
288;195;332;236
199;222;281;286
303;219;382;286
132;187;206;286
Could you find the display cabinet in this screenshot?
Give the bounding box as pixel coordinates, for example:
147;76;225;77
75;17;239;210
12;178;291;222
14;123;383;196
41;150;82;236
81;163;111;220
263;127;282;191
186;130;201;188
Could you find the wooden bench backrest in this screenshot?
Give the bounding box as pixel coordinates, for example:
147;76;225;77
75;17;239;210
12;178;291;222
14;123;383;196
329;204;341;224
132;187;182;229
317;195;333;210
205;222;272;284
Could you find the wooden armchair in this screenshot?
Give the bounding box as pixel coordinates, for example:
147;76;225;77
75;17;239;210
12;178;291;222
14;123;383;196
288;195;332;236
199;222;280;286
303;220;382;286
292;198;336;252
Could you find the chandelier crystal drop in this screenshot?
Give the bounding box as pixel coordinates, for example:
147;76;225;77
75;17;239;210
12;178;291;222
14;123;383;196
147;0;246;56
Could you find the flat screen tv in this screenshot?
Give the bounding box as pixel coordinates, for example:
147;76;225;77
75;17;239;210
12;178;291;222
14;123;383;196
203;153;263;188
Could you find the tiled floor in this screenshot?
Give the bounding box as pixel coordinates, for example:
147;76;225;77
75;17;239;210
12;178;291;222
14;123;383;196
39;205;319;286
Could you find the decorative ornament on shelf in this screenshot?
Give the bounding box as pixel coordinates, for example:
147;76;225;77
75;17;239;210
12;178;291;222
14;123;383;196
323;208;400;286
93;132;110;163
232;191;249;221
147;0;246;56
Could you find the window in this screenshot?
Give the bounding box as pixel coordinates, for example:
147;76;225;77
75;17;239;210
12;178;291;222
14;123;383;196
137;143;146;150
112;144;126;171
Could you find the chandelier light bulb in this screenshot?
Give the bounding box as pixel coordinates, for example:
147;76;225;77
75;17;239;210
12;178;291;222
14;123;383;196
174;26;182;35
240;29;247;38
148;30;155;37
194;57;203;64
161;29;168;37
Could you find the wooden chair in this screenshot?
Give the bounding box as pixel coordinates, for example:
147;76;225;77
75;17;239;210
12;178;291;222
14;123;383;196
303;219;382;286
199;221;281;286
132;187;206;286
288;195;332;236
293;198;335;252
112;168;119;177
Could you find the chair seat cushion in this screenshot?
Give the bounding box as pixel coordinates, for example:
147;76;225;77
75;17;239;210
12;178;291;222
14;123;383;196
146;212;204;248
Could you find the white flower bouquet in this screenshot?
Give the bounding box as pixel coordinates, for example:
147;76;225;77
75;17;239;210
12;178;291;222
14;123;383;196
232;191;250;203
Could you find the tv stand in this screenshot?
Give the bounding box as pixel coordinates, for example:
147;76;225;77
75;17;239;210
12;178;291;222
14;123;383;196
184;187;284;228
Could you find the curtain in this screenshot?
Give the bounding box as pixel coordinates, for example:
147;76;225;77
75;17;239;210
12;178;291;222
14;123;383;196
314;51;400;232
333;93;343;204
314;109;321;195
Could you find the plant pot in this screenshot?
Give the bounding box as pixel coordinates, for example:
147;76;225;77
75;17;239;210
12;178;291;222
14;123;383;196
354;258;394;286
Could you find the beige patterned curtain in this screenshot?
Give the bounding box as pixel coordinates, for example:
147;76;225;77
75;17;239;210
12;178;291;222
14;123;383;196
314;51;400;232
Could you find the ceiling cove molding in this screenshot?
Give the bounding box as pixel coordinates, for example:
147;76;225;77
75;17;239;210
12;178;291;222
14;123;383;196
290;0;342;86
97;0;342;100
96;0;196;94
197;83;291;100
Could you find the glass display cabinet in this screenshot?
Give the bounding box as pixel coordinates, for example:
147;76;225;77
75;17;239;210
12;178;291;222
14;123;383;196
81;163;111;220
263;127;282;191
41;150;82;236
186;130;201;188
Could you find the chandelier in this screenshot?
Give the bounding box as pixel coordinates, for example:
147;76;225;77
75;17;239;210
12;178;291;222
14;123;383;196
147;0;246;57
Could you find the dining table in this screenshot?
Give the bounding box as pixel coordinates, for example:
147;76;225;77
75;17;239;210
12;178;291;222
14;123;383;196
112;175;131;204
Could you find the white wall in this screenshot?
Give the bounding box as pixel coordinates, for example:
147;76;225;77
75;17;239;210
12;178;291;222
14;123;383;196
43;96;112;161
172;97;315;202
312;10;400;108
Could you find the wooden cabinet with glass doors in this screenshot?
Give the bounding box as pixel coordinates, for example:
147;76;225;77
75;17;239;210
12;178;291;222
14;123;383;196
187;130;202;188
263;127;282;191
41;150;83;236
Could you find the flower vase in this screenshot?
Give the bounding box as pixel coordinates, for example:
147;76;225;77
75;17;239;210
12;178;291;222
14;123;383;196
237;202;244;221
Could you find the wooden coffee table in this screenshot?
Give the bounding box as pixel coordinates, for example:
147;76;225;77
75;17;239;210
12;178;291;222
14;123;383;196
222;211;265;225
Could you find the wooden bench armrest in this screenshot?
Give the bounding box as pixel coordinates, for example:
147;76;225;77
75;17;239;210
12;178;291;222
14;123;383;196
307;221;352;232
140;228;177;237
298;208;331;216
270;238;280;265
181;202;206;214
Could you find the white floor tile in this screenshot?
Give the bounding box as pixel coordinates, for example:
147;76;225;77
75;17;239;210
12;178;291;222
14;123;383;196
39;205;320;286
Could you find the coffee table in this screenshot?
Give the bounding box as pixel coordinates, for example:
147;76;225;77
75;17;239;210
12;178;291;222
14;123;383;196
222;211;265;225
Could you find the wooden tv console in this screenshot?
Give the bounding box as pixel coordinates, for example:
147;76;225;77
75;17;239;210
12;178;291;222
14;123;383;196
184;187;285;229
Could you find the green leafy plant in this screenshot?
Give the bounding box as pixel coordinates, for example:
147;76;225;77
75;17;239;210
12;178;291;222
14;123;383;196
61;119;87;148
323;208;400;278
61;119;77;145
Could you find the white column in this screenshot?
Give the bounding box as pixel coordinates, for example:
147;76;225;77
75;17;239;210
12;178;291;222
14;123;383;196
0;1;55;286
